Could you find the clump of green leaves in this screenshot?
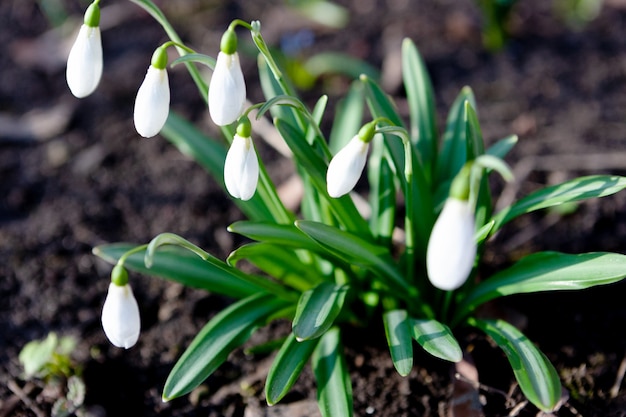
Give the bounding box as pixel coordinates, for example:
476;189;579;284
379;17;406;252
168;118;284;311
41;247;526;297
88;0;626;414
18;333;86;417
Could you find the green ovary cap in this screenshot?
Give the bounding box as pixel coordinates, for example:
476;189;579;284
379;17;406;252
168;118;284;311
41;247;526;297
236;116;252;138
151;45;169;70
220;29;238;55
111;264;129;286
84;0;101;27
357;121;377;143
450;163;472;201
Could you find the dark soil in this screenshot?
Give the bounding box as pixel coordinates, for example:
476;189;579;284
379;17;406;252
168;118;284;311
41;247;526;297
2;0;626;416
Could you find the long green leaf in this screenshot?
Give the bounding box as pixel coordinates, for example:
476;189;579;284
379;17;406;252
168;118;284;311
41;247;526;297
410;319;462;363
228;221;319;250
491;175;626;234
163;293;289;400
313;328;353;417
329;81;364;153
454;251;626;324
228;242;321;291
402;38;437;173
304;52;380;81
265;333;319;405
469;318;561;412
436;87;476;188
465;102;492;229
293;282;349;341
486;134;518;159
93;243;260;299
368;137;396;245
383;310;413;376
295;220;417;298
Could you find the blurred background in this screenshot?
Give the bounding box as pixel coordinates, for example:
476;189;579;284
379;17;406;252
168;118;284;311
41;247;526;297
1;0;626;416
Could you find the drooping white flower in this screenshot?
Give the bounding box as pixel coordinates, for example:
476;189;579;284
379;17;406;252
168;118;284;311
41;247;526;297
101;282;141;349
426;197;477;291
134;65;170;138
208;51;246;126
224;133;259;200
326;135;370;198
66;24;103;98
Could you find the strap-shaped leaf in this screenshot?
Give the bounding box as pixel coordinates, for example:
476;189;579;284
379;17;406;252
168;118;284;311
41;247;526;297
454;251;626;324
258;54;302;129
313;327;353;417
295;220;425;307
265;333;319;405
293;282;349;340
402;38;437;171
93;243;260;299
469;318;561;412
228;242;322;291
368;137;396;245
465;102;492;229
383;310;413;376
229;220;318;250
491;175;626;234
436;87;476;188
410;319;462;363
163;293;289;401
329;81;364;154
486;134;518;160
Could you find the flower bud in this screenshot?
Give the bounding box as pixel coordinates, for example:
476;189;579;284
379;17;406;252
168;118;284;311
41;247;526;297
133;59;170;138
224;121;259;200
426;197;476;291
208;51;246;126
101;281;140;349
66;24;103;98
326;135;370;198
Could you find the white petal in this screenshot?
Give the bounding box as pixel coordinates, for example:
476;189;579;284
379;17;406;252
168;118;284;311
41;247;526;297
133;66;170;138
101;283;141;349
426;198;477;291
224;134;259;200
66;25;103;98
208;52;246;126
326;135;369;198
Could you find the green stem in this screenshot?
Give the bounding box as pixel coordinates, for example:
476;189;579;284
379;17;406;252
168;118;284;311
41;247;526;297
118;244;149;266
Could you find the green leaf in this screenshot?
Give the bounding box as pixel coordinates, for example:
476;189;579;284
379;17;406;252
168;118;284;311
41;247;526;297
228;242;321;291
265;333;319;405
170;53;216;70
491;175;626;234
19;333;58;378
93;243;260;299
469;318;561;412
228;221;320;251
455;251;626;324
486;134;518;159
402;38;437;172
410;319;462;363
329;81;364;154
436;87;476;188
368;137;396;245
295;220;418;301
293;282;349;341
163;293;289;400
258;54;302;129
465;102;492;228
313;328;353;417
383;310;413;376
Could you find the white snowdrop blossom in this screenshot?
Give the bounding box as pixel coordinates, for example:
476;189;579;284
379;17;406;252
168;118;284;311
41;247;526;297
66;24;103;98
101;282;141;349
326;135;370;198
134;65;170;138
426;197;477;291
224;134;259;200
208;51;246;126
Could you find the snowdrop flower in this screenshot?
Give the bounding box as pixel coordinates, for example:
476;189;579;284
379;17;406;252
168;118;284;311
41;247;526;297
66;0;102;98
208;29;246;126
426;167;476;291
326;122;375;198
101;265;140;349
224;117;259;200
134;45;170;138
